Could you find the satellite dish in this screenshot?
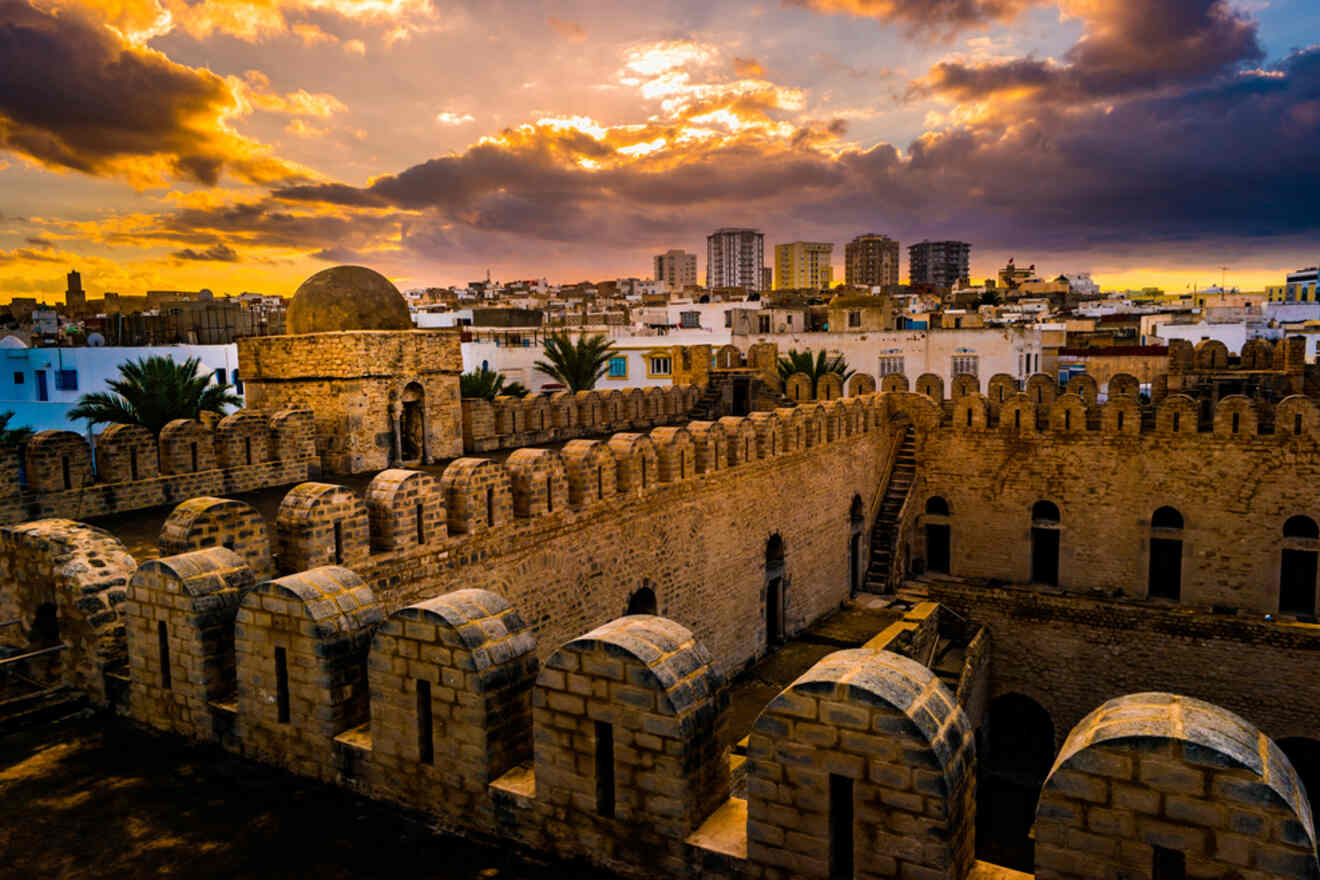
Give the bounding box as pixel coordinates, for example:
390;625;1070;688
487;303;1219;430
87;332;106;347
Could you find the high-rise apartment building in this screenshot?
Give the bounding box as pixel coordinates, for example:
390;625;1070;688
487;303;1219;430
706;228;765;290
653;249;698;291
908;241;971;289
844;234;900;288
774;242;834;290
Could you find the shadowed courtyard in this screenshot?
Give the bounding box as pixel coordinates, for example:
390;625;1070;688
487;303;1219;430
0;715;617;880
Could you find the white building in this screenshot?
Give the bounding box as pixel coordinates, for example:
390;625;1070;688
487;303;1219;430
1150;321;1281;356
1062;273;1100;296
0;342;242;434
731;325;1044;391
463;327;726;394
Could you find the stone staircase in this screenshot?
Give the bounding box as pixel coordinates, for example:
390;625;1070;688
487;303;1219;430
0;685;88;735
689;383;725;421
863;426;916;593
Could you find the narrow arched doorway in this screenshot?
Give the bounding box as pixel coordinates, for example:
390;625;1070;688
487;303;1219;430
400;382;425;463
765;534;786;650
978;693;1055;871
925;496;952;574
1281;515;1319;617
1148;506;1184;601
1030;501;1061;586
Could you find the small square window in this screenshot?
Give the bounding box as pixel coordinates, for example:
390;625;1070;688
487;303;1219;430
848;310;861;327
608;356;627;379
54;369;78;391
12;372;23;385
649;356;672;376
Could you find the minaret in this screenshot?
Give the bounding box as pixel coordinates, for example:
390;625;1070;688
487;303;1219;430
65;269;86;312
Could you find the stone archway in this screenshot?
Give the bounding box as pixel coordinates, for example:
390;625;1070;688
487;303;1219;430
400;382;426;463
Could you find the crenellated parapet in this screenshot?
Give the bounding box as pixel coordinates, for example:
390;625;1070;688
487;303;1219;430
877;371;1320;440
0;408;318;526
461;383;698;454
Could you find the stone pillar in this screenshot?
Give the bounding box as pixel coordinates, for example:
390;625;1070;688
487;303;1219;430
388;401;402;466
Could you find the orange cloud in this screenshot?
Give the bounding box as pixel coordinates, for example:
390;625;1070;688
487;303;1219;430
547;15;585;41
733;57;765;77
0;0;314;187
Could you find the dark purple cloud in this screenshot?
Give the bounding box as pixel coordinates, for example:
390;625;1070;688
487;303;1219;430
172;242;240;261
914;0;1263;103
784;0;1039;34
0;0;303;185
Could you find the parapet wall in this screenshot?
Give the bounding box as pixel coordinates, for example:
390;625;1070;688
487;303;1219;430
461;384;701;453
0;409;317;527
2;391;894;713
917;578;1320;754
204;395;889;677
116;564;1319;879
907;394;1320;614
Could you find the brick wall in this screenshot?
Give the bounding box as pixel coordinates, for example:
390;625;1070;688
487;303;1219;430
239;330;464;473
1034;692;1318;879
746;648;976;879
125;548;251;739
0;409;317;527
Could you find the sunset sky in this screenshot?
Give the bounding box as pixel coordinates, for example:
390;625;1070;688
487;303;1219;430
1;0;1317;301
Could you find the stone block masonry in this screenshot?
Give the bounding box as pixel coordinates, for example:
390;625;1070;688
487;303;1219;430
1034;693;1317;879
746;649;976;879
0;409;318;527
240;330;464;473
460;384;700;454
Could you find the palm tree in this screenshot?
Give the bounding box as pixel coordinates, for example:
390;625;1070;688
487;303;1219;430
534;333;615;392
67;355;242;435
776;349;855;385
0;411;33;450
460;367;530;401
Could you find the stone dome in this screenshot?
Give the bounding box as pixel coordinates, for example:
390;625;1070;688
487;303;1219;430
286;265;412;334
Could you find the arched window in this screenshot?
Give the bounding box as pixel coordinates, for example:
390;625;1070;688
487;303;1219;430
1031;500;1060;523
1281;516;1319;617
926;496;951;516
625;585;658;616
1030;501;1060;585
1285;516;1319;539
1151;506;1184;530
1149;507;1184;601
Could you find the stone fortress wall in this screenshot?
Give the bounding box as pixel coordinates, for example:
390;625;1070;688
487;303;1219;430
0;408;317;527
10;264;1320;878
0;390;894;717
461;384;701;453
5;382;1320;876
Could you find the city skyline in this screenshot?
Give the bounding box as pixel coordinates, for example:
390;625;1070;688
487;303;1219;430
0;0;1317;301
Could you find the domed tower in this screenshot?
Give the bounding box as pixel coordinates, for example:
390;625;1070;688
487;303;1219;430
237;266;463;474
286;266;413;335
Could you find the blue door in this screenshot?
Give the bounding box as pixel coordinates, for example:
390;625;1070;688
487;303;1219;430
35;370;48;401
